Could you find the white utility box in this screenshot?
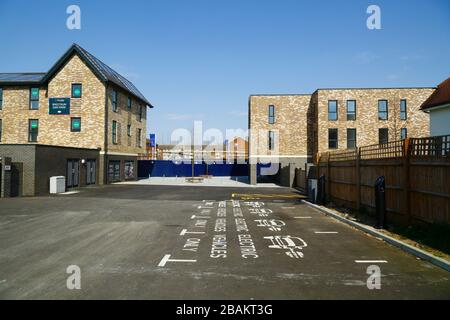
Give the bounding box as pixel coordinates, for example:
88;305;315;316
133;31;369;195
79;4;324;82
50;176;66;194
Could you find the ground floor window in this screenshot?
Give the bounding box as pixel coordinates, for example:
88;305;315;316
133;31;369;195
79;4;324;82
328;128;338;149
137;129;142;147
29;119;39;142
347;128;357;149
112;121;118;144
71;117;81;132
401;128;407;140
108;161;121;182
379;128;389;145
124;161;135;179
268;131;275;151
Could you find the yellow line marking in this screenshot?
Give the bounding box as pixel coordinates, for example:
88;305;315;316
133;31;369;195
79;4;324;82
231;193;307;200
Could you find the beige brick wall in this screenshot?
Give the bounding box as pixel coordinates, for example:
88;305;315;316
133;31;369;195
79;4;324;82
106;85;146;155
315;88;434;155
0;54;106;149
248;88;434;164
0;53;147;155
249;95;312;158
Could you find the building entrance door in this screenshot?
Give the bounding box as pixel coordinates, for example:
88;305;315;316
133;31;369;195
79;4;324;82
108;161;121;183
86;160;96;185
67;160;79;188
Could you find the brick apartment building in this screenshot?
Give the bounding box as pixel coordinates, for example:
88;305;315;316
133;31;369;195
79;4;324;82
249;87;435;186
0;43;153;196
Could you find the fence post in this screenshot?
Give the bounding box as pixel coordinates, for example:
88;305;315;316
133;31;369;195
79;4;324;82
403;138;412;225
356;147;361;211
326;152;331;203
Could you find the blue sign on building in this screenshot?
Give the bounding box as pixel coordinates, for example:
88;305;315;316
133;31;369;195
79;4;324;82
49;98;71;115
149;133;156;147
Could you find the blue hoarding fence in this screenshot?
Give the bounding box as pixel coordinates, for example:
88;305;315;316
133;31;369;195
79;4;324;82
138;160;275;178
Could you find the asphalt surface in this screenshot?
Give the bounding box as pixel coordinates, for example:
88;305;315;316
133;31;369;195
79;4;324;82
0;184;449;299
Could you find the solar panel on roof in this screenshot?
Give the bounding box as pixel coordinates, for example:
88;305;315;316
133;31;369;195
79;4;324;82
0;73;45;82
75;44;150;105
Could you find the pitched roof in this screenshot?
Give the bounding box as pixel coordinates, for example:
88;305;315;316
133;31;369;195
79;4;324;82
420;77;450;111
0;44;153;107
0;73;46;84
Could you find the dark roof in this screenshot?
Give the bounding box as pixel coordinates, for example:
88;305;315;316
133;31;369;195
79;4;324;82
420;77;450;111
0;73;46;84
0;44;153;107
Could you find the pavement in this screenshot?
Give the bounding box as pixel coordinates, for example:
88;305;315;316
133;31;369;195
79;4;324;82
0;184;449;300
117;176;281;188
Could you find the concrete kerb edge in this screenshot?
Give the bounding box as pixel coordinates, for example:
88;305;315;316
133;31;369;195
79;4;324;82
301;200;450;273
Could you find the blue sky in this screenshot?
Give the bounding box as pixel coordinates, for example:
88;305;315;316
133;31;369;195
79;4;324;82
0;0;449;143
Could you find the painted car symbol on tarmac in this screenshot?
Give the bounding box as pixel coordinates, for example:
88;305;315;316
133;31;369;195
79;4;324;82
264;236;308;259
255;219;286;232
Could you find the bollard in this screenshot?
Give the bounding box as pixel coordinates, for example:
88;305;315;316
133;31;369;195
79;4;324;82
374;176;386;229
317;175;326;205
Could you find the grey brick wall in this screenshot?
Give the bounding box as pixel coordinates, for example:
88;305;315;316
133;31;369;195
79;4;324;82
0;145;36;196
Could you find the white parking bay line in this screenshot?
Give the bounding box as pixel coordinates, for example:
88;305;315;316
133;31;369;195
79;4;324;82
158;254;197;267
282;207;296;209
294;216;312;219
180;229;205;236
314;231;339;234
355;260;388;264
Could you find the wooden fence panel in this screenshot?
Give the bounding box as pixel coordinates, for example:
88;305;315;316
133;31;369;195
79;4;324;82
316;136;450;226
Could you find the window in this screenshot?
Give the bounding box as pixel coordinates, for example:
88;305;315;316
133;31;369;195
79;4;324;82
328;128;338;149
400;99;407;120
137;128;142;147
347;128;357;149
112;121;118;144
0;119;2;141
127;97;132;109
378;100;388;120
28;119;39;142
127;124;131;137
30;88;39;110
346;100;356;120
0;88;3;109
72;84;82;98
379;128;389;145
112;90;118;112
328;100;338;121
268;105;275;124
71;117;81;132
401;128;407;140
268;131;275;151
124;161;135;179
138;105;143;121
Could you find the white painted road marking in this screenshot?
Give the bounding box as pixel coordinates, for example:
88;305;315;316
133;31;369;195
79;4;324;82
282;207;296;209
294;217;312;219
355;260;388;264
180;229;206;236
314;231;339;234
158;254;197;267
191;215;211;219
